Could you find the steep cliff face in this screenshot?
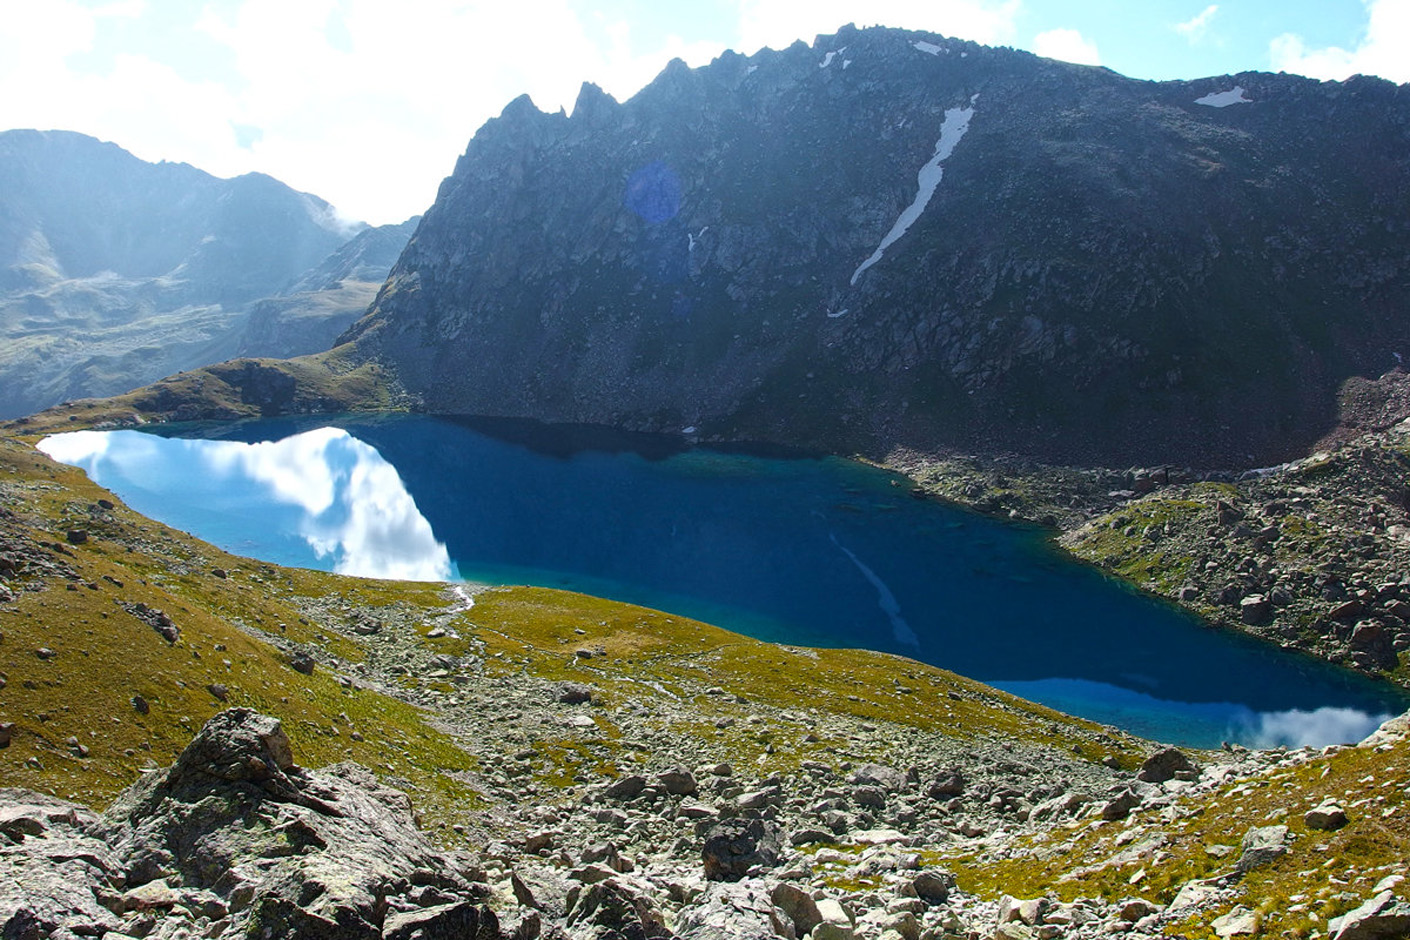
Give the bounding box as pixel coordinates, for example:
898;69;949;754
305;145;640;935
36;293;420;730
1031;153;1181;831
344;25;1410;468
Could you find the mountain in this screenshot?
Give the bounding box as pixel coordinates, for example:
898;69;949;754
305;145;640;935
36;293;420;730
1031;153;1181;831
235;216;421;358
342;25;1410;469
0;130;413;418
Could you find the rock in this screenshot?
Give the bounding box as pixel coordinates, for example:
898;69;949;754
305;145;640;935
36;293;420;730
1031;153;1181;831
206;682;228;702
1212;905;1259;937
677;879;794;940
50;709;493;939
566;878;671;940
165;707;295;784
851;785;888;809
1305;801;1349;831
1234;825;1288;875
678;800;719;820
382;900;502;940
852;828;909;846
0;723;11;748
64;529;87;545
130;695;149;715
288;650;315;674
1167;879;1223;912
1136;747;1197;783
789;828;832;846
1239;594;1272;625
1359;710;1410;748
1329;890;1410;940
1117;898;1161;922
658;766;698;796
736;786;780;810
911;870;954;903
524;831;556;853
1100;788;1141;821
997;895;1047;926
849;763;907;791
604;775;647;801
771;882;823;936
557;683;593;705
815;898;855;935
927;770;966;799
1349;621;1398;670
701;817;782;882
0;791;124;938
511;868;569;915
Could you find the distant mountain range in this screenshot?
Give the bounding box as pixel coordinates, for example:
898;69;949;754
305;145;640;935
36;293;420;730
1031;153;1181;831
0;130;415;418
340;25;1410;468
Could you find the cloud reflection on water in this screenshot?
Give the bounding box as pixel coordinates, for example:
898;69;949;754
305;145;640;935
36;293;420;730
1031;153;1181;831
39;427;452;582
992;677;1393;748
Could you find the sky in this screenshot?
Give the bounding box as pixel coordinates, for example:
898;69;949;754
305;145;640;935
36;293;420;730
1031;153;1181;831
1;0;1405;226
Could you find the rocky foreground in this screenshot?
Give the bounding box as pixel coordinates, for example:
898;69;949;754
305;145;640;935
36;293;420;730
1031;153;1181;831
5;704;1410;940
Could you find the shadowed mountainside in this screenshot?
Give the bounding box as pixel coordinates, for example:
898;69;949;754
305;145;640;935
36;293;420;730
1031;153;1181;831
340;25;1410;469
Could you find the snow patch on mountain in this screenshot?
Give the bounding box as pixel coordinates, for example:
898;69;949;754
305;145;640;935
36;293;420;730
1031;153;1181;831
851;100;976;286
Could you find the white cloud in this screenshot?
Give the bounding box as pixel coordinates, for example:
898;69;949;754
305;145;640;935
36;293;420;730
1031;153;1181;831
0;0;733;225
1269;0;1410;83
1174;4;1218;42
1031;28;1100;66
737;0;1019;56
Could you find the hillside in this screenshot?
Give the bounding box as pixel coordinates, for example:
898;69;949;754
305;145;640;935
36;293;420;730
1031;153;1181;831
0;130;413;418
3;405;1410;937
339;25;1410;469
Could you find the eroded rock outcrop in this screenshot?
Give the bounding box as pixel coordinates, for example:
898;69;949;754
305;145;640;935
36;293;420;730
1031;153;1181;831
1;708;496;940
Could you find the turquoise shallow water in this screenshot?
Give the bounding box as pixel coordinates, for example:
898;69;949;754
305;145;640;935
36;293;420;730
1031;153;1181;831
40;414;1410;748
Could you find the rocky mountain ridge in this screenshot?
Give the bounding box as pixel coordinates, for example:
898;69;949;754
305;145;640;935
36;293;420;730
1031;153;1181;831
343;24;1410;469
0;130;415;418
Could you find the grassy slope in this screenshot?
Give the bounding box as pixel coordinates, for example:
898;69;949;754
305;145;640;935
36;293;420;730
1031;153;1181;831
3;428;1408;937
4;344;396;436
0;433;1131;820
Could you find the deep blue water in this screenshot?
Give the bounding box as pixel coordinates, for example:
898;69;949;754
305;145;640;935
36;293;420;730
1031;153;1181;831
40;414;1409;748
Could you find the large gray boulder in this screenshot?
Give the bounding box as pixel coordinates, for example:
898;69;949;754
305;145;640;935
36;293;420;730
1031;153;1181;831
701;818;783;882
3;708;499;940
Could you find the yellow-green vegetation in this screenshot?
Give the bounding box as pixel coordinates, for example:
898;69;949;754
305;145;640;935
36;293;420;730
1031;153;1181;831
460;586;1137;770
0;437;477;825
0;432;1139;826
940;738;1410;938
5;344;397;438
1065;495;1210;596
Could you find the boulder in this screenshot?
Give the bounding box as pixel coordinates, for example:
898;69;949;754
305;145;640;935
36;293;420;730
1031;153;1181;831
1234;825;1288;875
0;791;123;939
677;879;795;940
701;818;783;881
926;769;966;799
658;766;699;796
1239;594;1272;625
565;878;671;940
1330;890;1410;940
1100;788;1142;821
848;763;907;792
1305;801;1349;831
1136;747;1197;783
0;709;501;940
556;683;593;705
771;882;823;935
382;901;502;940
911;870;954;903
604;775;648;801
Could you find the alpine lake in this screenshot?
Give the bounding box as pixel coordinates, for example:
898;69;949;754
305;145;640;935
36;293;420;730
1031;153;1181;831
39;414;1410;749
